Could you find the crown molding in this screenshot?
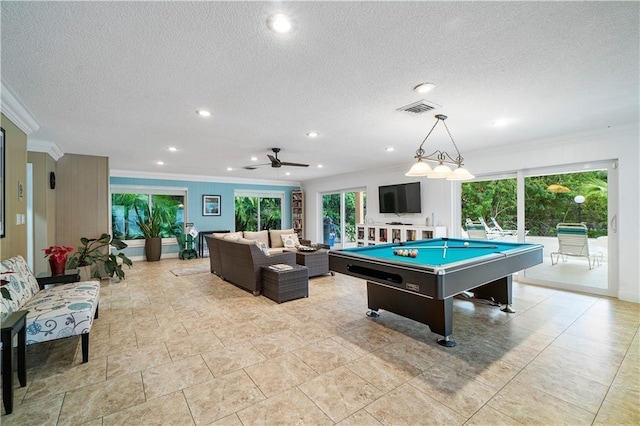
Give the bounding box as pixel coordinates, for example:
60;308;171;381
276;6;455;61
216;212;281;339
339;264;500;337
1;79;40;135
27;139;64;160
109;169;302;187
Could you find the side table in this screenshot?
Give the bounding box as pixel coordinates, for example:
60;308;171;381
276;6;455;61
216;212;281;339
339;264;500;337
261;265;309;303
1;310;28;415
287;249;335;277
36;270;80;290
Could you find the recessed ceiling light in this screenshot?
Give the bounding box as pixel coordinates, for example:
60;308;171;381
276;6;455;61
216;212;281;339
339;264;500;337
306;131;319;138
386;147;395;152
250;156;258;162
317;164;323;168
196;110;211;117
413;82;436;93
226;167;233;171
156;161;164;165
285;172;291;176
267;14;292;33
168;147;177;152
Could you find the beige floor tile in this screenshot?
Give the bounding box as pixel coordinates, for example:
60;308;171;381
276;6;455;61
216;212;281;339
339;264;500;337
106;343;172;379
24;357;107;402
488;380;595;425
250;329;307;358
103;391;194;425
464;405;525;425
57;372;145;425
236;387;333;426
200;340;266;377
408;364;497;418
336;409;383;426
532;344;620;386
210;413;244;425
346;351;421;393
513;360;609;412
365;382;467;425
142;355;213;399
0;392;64;425
293;337;360;374
164;330;224;360
298;366;383;422
244;352;318;397
183;370;266;424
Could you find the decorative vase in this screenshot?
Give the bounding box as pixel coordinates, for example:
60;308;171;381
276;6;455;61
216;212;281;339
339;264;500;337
145;237;162;262
49;257;67;275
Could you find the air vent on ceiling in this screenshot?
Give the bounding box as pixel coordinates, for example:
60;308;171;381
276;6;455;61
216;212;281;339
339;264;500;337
396;99;441;114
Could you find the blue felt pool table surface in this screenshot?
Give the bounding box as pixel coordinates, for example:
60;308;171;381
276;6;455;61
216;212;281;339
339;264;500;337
340;238;540;269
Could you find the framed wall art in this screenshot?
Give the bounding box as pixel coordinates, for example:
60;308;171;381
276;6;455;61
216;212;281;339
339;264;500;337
202;195;221;216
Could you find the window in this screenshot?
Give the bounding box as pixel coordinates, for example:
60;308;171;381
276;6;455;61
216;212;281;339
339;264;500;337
234;191;284;231
111;186;186;241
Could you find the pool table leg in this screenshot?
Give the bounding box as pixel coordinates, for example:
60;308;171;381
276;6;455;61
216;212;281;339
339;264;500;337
472;276;516;314
366;281;456;346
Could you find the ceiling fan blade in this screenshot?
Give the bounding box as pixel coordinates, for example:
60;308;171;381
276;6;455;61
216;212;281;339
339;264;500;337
279;162;309;167
243;163;271;170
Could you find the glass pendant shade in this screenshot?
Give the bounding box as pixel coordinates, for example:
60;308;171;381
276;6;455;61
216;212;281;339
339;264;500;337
428;162;452;178
447;166;475;181
405;159;433;176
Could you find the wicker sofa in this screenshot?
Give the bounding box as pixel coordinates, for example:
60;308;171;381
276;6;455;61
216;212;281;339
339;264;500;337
205;235;296;295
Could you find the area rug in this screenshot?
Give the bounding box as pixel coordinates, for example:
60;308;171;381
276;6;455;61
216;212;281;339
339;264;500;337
170;266;210;276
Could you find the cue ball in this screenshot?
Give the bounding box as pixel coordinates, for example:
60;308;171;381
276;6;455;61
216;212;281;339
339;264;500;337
464;242;469;247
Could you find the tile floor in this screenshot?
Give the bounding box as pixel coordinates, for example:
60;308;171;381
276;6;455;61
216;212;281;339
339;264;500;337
1;258;638;425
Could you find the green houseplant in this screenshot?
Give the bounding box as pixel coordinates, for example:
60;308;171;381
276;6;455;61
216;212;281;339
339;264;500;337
135;204;171;262
67;233;133;280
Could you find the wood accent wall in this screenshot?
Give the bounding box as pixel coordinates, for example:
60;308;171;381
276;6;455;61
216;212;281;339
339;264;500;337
0;113;28;259
56;154;109;251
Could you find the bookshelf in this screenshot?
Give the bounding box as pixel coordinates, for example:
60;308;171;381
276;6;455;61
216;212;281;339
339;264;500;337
292;190;304;239
356;224;447;246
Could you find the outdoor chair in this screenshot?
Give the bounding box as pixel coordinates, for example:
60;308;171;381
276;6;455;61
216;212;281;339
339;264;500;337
490;217;518;236
550;223;603;269
465;220;488;239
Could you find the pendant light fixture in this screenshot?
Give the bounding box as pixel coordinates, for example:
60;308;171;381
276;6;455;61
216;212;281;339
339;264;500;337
405;114;474;181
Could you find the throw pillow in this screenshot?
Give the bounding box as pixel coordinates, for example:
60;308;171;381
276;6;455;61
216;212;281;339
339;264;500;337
255;241;270;256
269;229;295;248
243;230;269;247
281;234;300;249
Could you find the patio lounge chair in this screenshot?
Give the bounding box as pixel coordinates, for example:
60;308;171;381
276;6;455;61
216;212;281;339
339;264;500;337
465;220;488;239
490;217;518;236
550;223;603;269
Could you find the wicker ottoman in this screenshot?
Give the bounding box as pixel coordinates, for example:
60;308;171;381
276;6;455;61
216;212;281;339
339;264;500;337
288;249;334;277
261;264;309;303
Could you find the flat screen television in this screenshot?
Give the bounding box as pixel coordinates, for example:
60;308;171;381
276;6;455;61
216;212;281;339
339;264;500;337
378;182;422;214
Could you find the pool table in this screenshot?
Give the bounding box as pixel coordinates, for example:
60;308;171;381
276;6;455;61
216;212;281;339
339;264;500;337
328;238;543;346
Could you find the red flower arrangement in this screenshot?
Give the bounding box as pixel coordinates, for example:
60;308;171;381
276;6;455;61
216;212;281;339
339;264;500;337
42;245;74;263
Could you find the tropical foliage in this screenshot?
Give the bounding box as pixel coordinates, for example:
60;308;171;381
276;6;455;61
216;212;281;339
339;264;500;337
112;193;183;239
66;233;133;279
461;170;608;237
234;196;282;231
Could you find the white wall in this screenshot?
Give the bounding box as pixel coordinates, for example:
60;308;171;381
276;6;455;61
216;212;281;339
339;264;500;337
302;124;639;303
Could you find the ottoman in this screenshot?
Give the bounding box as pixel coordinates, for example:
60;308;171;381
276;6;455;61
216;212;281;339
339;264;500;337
261;264;309;303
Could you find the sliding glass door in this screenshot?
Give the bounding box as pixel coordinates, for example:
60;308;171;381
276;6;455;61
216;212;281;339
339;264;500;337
460;161;617;296
521;163;615;295
321;189;366;249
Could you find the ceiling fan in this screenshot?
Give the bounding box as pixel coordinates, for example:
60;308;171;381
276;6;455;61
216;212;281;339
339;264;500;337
244;148;309;170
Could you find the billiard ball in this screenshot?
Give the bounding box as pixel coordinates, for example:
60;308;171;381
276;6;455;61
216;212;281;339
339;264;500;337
464;242;470;247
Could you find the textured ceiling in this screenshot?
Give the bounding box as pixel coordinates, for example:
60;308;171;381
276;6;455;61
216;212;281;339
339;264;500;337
1;1;638;183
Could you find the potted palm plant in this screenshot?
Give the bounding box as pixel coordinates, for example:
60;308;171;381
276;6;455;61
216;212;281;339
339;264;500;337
67;234;133;281
135;204;170;262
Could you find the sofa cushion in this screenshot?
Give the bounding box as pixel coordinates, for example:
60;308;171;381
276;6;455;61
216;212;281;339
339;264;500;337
222;232;244;241
281;234;300;249
243;230;269;247
269;229;295;248
23;281;100;344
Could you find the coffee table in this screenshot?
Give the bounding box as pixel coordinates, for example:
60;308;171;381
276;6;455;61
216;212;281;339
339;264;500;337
288;249;334;277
